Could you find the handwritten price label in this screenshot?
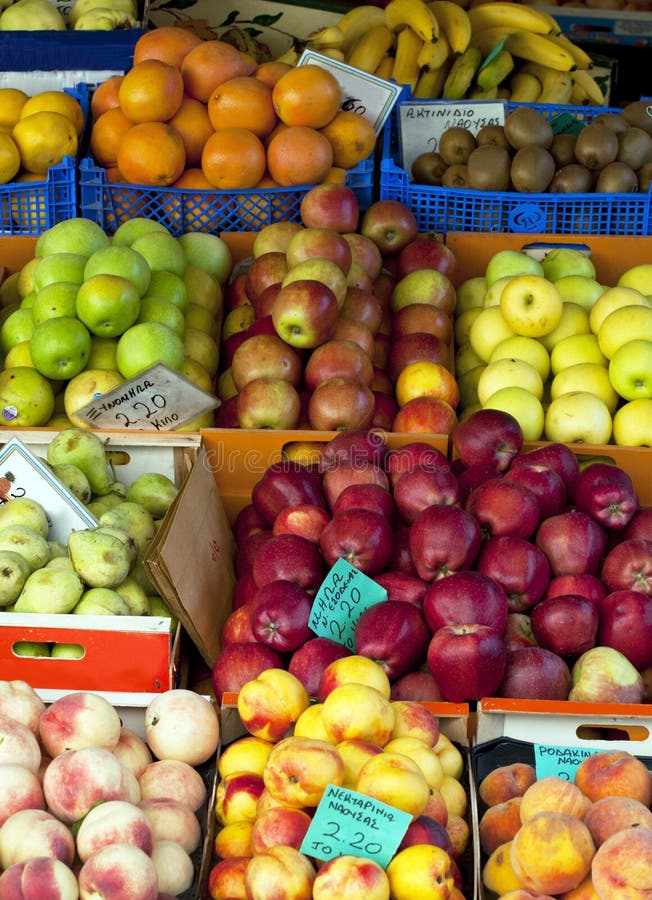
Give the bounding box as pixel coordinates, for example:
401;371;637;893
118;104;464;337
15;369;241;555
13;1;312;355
534;744;604;781
308;559;387;651
300;784;411;868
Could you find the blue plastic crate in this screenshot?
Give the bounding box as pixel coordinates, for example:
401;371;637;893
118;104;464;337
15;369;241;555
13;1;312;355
380;98;652;236
78;155;375;236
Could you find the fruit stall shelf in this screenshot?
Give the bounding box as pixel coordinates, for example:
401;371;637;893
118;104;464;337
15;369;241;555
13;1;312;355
379;98;652;236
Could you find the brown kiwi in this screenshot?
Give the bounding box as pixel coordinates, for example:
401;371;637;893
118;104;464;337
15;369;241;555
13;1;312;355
592;112;630;134
549;164;593;193
475;124;509;150
510;146;556;193
595;161;638;193
441;164;469;189
549;133;577;169
617;127;652;171
438;127;477;166
466;145;511;191
503;106;554;151
638;161;652;192
574;123;619;171
621;100;652;135
411;151;448;186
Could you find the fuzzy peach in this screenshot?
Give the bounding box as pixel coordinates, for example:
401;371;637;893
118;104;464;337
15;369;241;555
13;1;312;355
208;855;249;899
583;795;652;847
256;787;290;816
383;736;444;790
355;751;430;819
510;811;595;895
263;736;344;808
318;654;391;701
0;856;79;899
336;738;384;786
0;717;41;773
237;669;310;742
499;892;556;900
244;845;316;900
313;854;390;900
138;797;202;853
215;771;265;825
39;691;121;757
145;689;219;766
0;808;75;869
214;819;254;859
75;799;154;862
138;758;207;811
390;700;440;746
250;806;312;853
43;747;133;823
591;825;652;898
479;762;537;807
217;735;275;780
77;842;158;900
520;776;592;822
0;680;45;735
558;873;600;899
150;839;194;895
0;763;45;826
574;750;652;806
386;844;455;900
321;683;395;746
479;796;524;855
112;727;153;779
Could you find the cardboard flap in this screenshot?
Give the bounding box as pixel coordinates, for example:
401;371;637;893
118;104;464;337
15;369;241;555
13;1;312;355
144;445;235;668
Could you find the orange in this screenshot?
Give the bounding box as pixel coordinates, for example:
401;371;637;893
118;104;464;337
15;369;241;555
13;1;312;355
272;64;341;128
266;125;333;187
167;96;214;167
207;76;277;139
167;168;214;230
201;127;266;190
118;59;185;123
255;60;293;88
320;110;376;170
89;107;132;168
91;75;123;120
20;90;85;137
263;120;288;149
0;88;28;130
116;121;186;186
180;40;252;103
133;25;203;68
173;166;213;190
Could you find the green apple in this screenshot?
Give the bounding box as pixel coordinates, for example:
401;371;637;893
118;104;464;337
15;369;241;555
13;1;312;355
63;368;125;427
51;643;85;658
112;217;170;247
482;385;545;441
87;337;118;370
131;232;187;278
457;364;485;411
29;316;91;380
489;335;551;381
4;340;33;369
589;286;652;334
179;231;232;284
455;341;485;377
608;339;652;401
484;250;544;287
455;276;486;313
76;274;141;338
136;296;186;337
554;275;605;312
184;302;216;337
144;269;189;314
17;260;41;301
183;265;221;315
181;357;214;394
33;252;87;290
612;398;652;446
617;262;652;295
32;281;79;325
500;274;563;338
1;307;35;355
19;293;35;309
539;302;590;352
550;333;607;375
541;247;596;282
116;321;185;379
35;217;111;259
483;275;517;308
478;357;544;406
84;245;152;297
453;307;482;346
183;326;219;377
598;304;652;359
551;362;619;415
544;391;612;444
469;305;515;363
0;366;55;426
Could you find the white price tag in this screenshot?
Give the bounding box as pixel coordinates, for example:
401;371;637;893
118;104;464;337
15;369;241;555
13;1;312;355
398;100;506;181
73;364;219;432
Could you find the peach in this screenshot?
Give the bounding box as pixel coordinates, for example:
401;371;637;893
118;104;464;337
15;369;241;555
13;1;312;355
144;689;219;766
510;811;595;894
446;813;470;859
422;785;449;827
77;843;158;899
112;726;153;779
256;787;290;816
39;691;121;757
500;892;556;900
433;733;464;780
479;796;524;855
0;717;41;773
138;797;202;854
483;840;527;895
0;808;75;869
386;844;455;900
263;736;345;807
390;700;439;747
43;747;133;824
558;873;600;899
250;806;312;853
215;771;265;825
0;856;79;899
313;854;390;900
398;813;453;856
237;669;310;742
318;654;391;701
321;683;395;746
383;736;444;789
244;845;316;900
439;773;468;818
0;680;46;735
293;703;331;742
355;751;430;819
75;799;154;862
574;749;652;806
591;826;652;898
217;735;274;779
520;776;592;822
0;763;45;825
150;839;194;895
479;762;537;807
208;855;249;899
138;758;207;811
123;767;142;804
584;795;652;847
336;738;384;786
214;820;254;859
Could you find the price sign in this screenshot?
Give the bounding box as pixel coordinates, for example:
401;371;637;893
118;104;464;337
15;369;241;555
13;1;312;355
398;100;505;182
309;558;387;651
300;784;411;868
534;744;604;781
73;364;219;431
298;49;402;133
0;437;98;543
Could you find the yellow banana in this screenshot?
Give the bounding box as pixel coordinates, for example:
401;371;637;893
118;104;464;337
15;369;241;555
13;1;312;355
520;61;573;103
532;7;563;36
469;84;498;100
413;59;451;98
384;0;439;43
275;44;301;65
305;25;346;50
347;23;395;74
570;80;590;105
470;25;521;57
417;30;450;71
336;4;388;53
475;48;514;91
571;68;607;106
427;0;471;54
392;26;424;89
318;47;347;61
504;30;576;72
509;71;542;103
467;3;553;35
442;45;482;99
374;54;397;80
545;32;593;70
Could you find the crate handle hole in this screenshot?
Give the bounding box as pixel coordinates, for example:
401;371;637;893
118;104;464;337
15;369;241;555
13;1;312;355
576;724;650;742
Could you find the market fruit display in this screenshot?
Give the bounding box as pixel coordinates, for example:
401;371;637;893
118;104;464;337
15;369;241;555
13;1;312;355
209;659;471;899
0;679;218;897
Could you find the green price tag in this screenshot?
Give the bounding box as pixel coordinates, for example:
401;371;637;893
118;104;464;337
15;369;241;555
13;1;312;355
477;36;506;74
299;784;411;868
309;559;387;651
534;744;604;781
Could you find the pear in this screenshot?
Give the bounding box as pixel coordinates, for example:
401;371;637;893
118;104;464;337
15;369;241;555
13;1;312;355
14;567;84;614
126;473;178;519
50;463;92;504
51;643;84;658
46;556;74;570
0;525;50;571
99;502;156;561
0;550;31;605
47;429;112;497
97;525;137;567
73;587;130;616
0;497;49;538
115;576;149;616
47;540;67;560
0;0;66;30
148;594;178;633
68;527;132;589
130;560;157;595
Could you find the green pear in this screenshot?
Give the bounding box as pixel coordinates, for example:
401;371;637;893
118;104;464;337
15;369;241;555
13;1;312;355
115;576;149;616
126;473;178;519
0;525;50;571
13;642;50;657
68;527;132;588
14;567;84;614
148;594;178;633
99;502;156;561
47;428;112;497
86;498;113;518
50;463;92;504
68;0;136;27
0;497;49;538
97;525;138;567
0;550;31;605
51;643;84;658
130;560;157;595
0;0;66;30
46;555;74;570
73;587;130;616
47;540;68;560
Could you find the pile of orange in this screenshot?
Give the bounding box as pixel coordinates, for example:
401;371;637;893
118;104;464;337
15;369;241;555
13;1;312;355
88;27;377;191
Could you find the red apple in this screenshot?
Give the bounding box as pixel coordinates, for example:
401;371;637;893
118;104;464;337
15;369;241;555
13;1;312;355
373;271;396;312
234;530;274;577
234;503;268;545
389;524;418;576
574;462;639;531
340;286;383;333
245;251;289;303
455;463;503;506
392;397;458;436
545;573;607;605
232;571;258;610
319;507;394;576
300;182;360;233
222;328;251;368
372;366;393;394
391;269;457;316
393;465;459;523
354;599;431;680
254;282;283;320
466;478;540;539
332;318;375;358
249;580;313;652
535;510;608;576
342;232;383;281
409;504;482;581
504;612;537;652
245;314;278;338
308;377;375;431
304;339;374;390
252;532;325;592
396;235;457;280
371;390;399;430
331;482;395;521
388;332;449;382
320;428;388;471
360;199;418;255
288;637;352;698
346;260;374;292
503;464;567;520
390;670;442;701
231;333;303;391
476;535;551;613
272;504;331;544
600;537;652;594
322;461;389;511
224;271;252;311
427;624;507;702
252;461;325;525
509;443;580;502
625;507;652;542
530;594;599;658
271;279;340;349
211;642;284;701
286;227;352;275
236;377;301;429
452;408;523;473
386;441;450;488
598;589;652;670
373;571;427;607
498;646;571;701
423;570;508;633
222;605;258;645
214;394;239;427
391;303;453;345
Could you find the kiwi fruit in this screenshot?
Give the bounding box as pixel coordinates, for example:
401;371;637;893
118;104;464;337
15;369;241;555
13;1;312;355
574;123;619;171
438;127;477;166
549;164;593;193
467;145;511;191
504;106;553;151
549;133;577;169
592;112;630;134
595;161;638;193
441;164;469;189
510;146;556;193
638;161;652;192
617;127;652;171
475;124;509;150
411;151;448;186
621;100;652;135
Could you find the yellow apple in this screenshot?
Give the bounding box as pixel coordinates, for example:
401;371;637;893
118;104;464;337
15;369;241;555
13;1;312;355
551;362;620;414
612;398;652;446
617;262;652;294
477;358;544;406
499;274;563;337
482;385;545;441
489;335;550;381
538;302;590;352
485;249;544;287
455;275;487;313
544;391;612;444
217;367;237;401
608;339;652;401
222;303;254;340
454;307;482;346
455;341;484;376
589;286;652;334
469;306;515;362
550;333;607;375
597;304;652;359
457;364;485;411
554;274;606;311
483;275;518;308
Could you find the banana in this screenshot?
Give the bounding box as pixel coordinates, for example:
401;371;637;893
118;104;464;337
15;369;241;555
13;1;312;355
570;80;590;105
336;4;387;53
417;30;450;71
520;61;573;103
275;44;301;65
384;0;439;43
413;59;451;98
305;25;346;50
504;30;576;72
427;0;471;53
374;54;397;80
392;26;424;89
469;85;498;100
509;71;542;103
347;24;395;74
442;45;482;99
470;25;521;57
531;7;563;36
475;48;514;91
571;68;607;106
318;47;347;61
467;2;554;35
544;31;593;70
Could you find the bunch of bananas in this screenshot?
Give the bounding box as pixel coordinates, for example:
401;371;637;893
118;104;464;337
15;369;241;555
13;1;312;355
287;0;607;107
